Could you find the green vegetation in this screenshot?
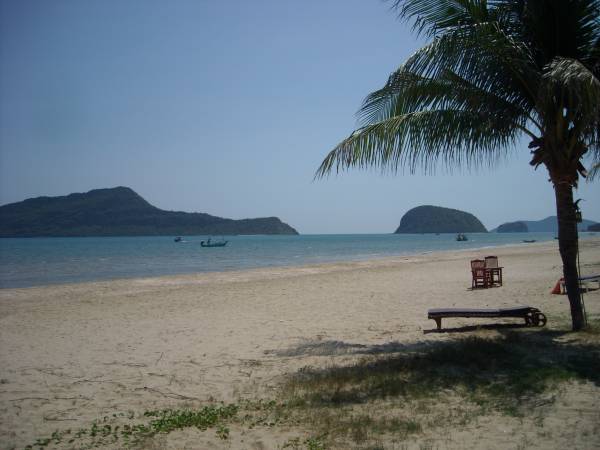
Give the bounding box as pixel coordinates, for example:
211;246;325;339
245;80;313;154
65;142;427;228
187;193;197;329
283;333;589;410
316;0;600;330
394;205;487;233
27;328;600;449
25;405;240;449
0;187;299;237
142;405;238;435
279;330;599;448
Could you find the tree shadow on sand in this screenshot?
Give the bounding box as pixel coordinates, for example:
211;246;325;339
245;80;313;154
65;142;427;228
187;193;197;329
423;322;531;334
271;324;533;358
280;329;600;410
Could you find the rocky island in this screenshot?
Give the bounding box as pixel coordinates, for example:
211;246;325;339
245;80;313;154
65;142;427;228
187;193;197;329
0;187;299;237
394;205;487;234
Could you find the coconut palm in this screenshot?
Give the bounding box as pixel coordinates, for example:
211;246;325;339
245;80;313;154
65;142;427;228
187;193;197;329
317;0;600;330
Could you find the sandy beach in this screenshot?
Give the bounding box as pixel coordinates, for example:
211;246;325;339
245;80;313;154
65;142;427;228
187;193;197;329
1;238;599;449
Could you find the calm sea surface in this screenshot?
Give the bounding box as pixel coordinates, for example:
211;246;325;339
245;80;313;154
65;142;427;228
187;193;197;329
0;233;594;288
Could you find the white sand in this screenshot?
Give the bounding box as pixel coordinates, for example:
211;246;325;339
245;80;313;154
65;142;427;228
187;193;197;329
1;239;599;449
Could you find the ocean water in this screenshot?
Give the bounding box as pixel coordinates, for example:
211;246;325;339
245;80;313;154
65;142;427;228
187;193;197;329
0;233;594;288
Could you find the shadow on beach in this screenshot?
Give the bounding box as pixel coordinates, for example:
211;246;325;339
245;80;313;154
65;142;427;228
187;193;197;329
422;322;530;334
271;323;548;358
278;328;600;409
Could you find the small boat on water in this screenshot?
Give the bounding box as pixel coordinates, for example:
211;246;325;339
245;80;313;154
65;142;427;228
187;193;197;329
456;233;468;242
174;236;183;242
200;238;228;247
522;239;537;243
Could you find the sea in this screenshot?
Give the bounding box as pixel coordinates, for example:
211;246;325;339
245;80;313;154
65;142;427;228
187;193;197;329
0;232;595;289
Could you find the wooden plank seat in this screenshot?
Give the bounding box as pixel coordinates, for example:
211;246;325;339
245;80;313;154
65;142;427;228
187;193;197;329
428;306;547;330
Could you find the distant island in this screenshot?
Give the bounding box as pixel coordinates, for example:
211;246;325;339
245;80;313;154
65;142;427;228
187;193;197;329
497;221;528;233
589;223;600;232
0;187;299;237
395;205;487;234
492;216;598;233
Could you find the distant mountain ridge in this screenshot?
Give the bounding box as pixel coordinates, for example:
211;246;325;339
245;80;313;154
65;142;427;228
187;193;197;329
492;216;598;233
497;221;528;233
395;205;487;234
0;187;299;237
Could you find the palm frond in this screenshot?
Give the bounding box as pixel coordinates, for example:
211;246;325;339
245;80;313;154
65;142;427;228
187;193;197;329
317;1;600;180
541;57;600;114
372;10;541;115
518;0;600;68
539;57;600;153
359;65;537;135
316;108;518;178
390;0;493;38
587;161;600;180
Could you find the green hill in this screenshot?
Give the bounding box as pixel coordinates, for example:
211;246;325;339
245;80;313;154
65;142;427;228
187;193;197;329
492;216;598;232
394;205;487;234
497;221;528;233
0;187;299;237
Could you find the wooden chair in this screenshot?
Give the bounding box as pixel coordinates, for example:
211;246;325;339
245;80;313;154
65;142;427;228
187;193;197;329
484;256;503;286
471;259;488;288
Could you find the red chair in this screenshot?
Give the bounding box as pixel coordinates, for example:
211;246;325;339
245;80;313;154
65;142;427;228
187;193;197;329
471;259;488;288
484;256;503;286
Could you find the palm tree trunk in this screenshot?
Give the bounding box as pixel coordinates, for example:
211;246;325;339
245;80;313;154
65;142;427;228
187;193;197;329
553;181;585;330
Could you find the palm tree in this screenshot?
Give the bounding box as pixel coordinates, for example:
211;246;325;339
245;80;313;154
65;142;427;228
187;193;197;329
317;0;600;330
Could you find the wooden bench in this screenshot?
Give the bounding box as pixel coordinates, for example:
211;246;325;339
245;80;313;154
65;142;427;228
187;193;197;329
428;306;547;330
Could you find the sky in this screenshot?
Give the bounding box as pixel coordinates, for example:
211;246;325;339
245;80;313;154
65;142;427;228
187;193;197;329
1;0;598;234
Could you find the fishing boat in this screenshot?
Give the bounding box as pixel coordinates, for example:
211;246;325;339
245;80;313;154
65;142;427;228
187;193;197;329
200;238;228;247
174;236;183;242
522;239;537;243
456;233;468;242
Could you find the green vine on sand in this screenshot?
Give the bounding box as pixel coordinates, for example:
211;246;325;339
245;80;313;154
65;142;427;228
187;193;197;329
25;404;240;449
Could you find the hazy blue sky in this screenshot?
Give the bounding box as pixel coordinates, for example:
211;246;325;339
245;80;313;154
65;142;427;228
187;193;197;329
1;0;598;233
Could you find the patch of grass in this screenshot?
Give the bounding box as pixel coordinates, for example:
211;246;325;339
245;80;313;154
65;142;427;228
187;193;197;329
143;404;238;434
284;333;599;411
278;331;600;447
26;404;239;449
216;423;230;439
305;436;328;450
584;316;600;334
281;436;327;450
342;414;421;444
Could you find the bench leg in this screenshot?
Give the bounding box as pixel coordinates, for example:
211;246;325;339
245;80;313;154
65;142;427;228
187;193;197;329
434;317;442;330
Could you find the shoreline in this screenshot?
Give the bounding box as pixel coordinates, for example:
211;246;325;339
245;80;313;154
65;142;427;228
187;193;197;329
0;237;570;292
1;238;599;448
